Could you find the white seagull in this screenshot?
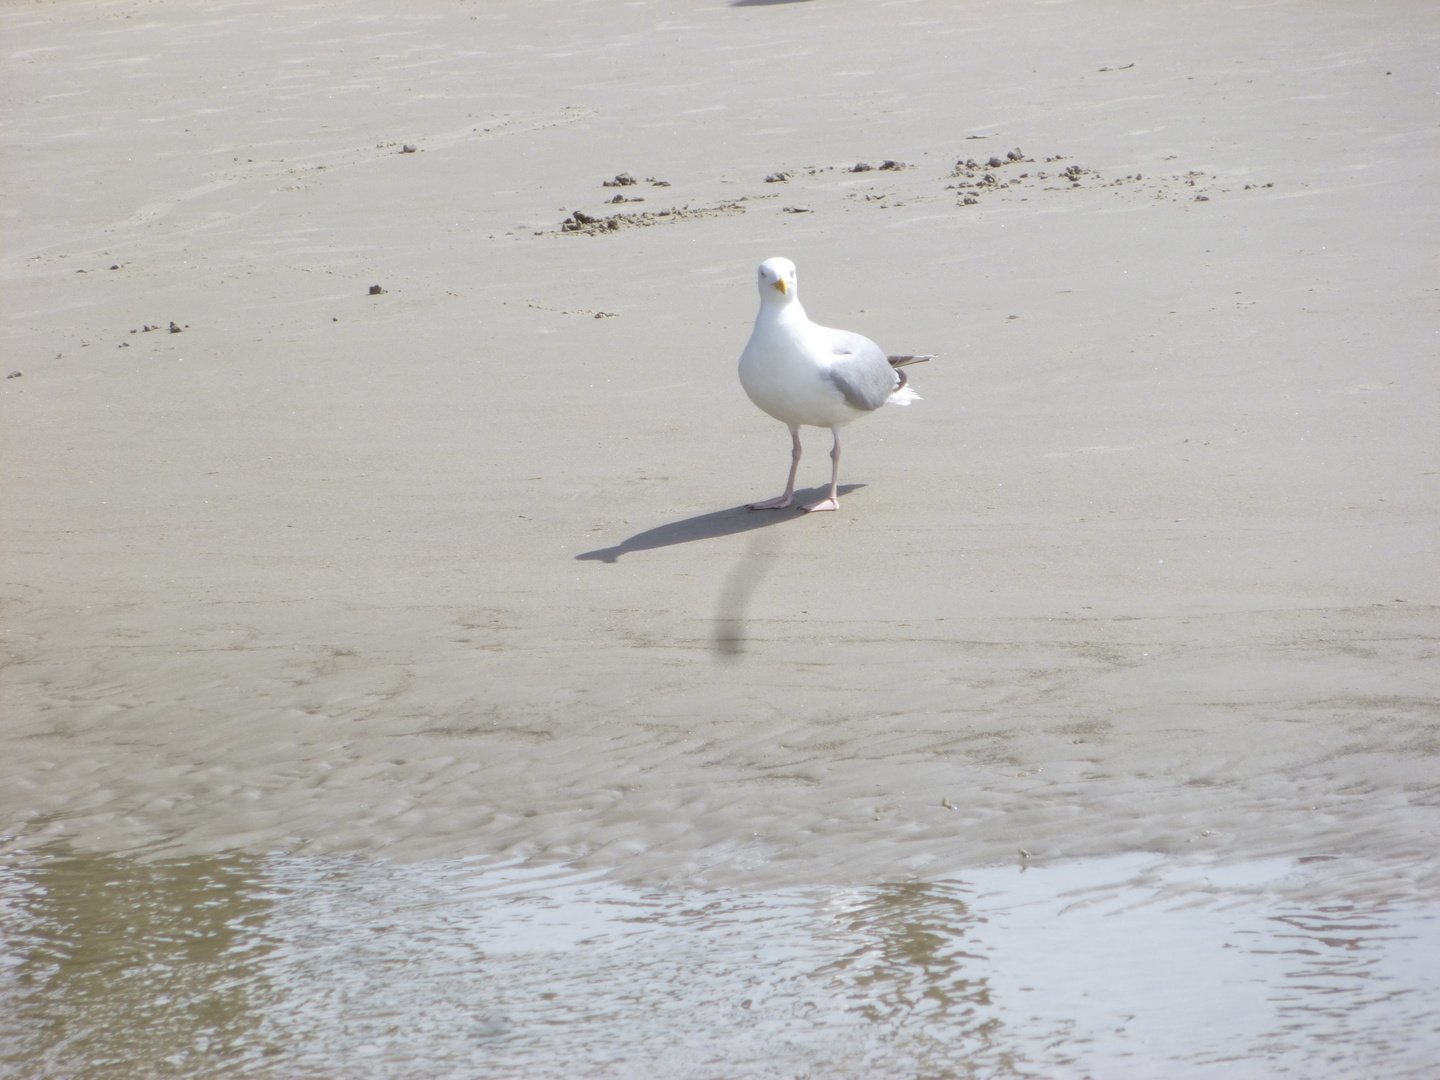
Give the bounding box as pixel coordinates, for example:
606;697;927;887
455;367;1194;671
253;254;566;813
737;257;932;512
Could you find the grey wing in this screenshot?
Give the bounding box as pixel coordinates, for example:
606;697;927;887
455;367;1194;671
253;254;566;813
822;329;899;412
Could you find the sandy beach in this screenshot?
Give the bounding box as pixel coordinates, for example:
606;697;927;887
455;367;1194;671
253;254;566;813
2;1;1438;1076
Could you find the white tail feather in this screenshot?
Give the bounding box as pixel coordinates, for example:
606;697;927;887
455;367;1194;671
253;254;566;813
887;385;921;406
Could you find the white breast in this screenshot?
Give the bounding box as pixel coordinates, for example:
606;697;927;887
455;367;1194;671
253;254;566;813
738;316;864;429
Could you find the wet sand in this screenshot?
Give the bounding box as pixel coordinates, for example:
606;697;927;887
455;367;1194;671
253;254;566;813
2;0;1438;1075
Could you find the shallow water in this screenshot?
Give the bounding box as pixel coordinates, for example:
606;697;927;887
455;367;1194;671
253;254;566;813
2;849;1436;1079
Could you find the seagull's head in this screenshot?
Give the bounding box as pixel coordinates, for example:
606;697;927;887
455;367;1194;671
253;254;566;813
757;257;798;302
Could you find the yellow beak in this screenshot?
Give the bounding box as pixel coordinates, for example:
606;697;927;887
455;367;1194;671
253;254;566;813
773;279;787;295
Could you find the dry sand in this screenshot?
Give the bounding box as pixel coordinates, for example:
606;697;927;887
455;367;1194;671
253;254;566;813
2;0;1438;1050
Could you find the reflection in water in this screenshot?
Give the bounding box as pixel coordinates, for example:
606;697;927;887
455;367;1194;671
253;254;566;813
0;851;1436;1079
1260;905;1427;1065
821;882;993;1027
0;851;276;1079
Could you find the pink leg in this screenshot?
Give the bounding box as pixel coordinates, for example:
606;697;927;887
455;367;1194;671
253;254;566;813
749;425;802;510
802;428;841;512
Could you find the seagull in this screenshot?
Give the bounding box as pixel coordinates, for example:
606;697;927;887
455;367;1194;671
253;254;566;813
737;256;932;512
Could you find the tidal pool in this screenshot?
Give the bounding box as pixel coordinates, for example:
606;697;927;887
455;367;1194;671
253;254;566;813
1;849;1435;1078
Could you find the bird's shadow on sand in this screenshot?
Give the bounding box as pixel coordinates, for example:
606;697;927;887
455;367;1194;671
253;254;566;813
575;485;863;563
